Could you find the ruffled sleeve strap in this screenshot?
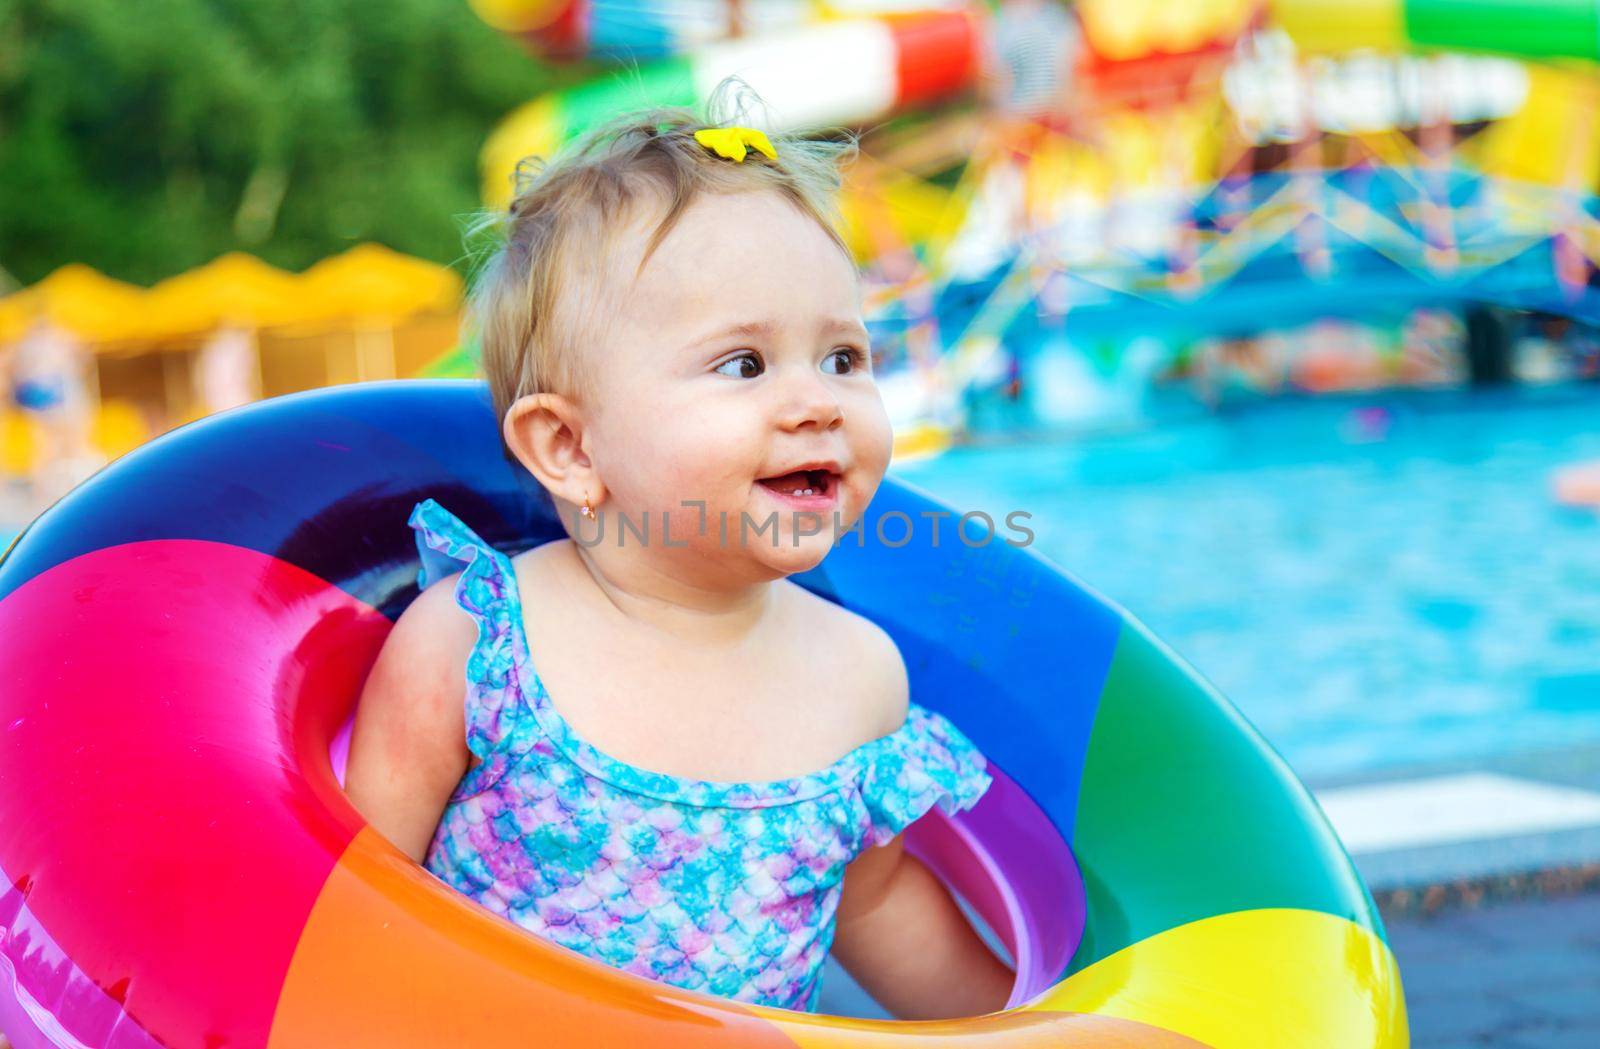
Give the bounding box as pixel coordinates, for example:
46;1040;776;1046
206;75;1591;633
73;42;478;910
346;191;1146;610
856;703;994;850
407;498;538;793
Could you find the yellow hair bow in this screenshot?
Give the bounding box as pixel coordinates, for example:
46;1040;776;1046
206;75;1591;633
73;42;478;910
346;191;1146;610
693;126;778;163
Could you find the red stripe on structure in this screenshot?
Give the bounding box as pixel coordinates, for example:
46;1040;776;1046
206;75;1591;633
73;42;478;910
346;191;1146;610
526;0;588;58
886;9;985;108
0;541;391;1049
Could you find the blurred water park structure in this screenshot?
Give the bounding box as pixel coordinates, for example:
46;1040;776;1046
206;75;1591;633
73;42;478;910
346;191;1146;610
10;0;1600;499
344;0;1600;442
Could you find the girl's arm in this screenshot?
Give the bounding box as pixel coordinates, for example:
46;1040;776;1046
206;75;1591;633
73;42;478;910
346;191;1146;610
344;576;475;863
831;834;1015;1020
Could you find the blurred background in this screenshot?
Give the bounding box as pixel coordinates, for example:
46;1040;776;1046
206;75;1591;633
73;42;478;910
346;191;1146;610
5;0;1600;1042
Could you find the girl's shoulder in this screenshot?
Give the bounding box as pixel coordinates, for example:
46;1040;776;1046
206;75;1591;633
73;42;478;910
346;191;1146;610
854;701;992;849
775;589;993;845
408;498;575;634
781;581;910;744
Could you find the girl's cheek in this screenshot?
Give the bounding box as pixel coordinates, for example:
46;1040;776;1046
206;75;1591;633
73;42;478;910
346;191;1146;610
856;399;894;470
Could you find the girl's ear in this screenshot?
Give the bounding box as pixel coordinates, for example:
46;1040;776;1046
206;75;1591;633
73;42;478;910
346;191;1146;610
503;392;605;513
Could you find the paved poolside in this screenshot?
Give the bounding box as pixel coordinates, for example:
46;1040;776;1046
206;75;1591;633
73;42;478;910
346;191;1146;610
1320;743;1600;1046
1392;891;1600;1047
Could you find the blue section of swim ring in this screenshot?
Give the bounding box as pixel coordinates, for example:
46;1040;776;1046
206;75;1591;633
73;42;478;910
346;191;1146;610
0;380;1121;841
0;382;540;618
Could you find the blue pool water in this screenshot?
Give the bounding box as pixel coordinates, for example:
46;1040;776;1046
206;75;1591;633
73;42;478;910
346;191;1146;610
893;384;1600;782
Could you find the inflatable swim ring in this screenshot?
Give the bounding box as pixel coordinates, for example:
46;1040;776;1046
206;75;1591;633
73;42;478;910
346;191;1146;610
0;381;1406;1048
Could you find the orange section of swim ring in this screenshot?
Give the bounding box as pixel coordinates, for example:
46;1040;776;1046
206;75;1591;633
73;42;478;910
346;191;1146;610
270;826;1206;1048
769;1009;1209;1047
269;826;799;1048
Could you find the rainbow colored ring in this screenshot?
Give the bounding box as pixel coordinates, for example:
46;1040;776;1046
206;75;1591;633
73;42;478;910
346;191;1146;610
0;382;1407;1048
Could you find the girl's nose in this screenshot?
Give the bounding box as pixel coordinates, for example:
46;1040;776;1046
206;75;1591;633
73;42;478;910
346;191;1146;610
778;369;845;431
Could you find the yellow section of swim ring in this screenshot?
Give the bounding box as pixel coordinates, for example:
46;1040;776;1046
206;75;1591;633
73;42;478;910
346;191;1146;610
1027;908;1409;1049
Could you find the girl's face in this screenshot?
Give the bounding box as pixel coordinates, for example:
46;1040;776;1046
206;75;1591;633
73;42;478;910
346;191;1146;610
583;189;892;581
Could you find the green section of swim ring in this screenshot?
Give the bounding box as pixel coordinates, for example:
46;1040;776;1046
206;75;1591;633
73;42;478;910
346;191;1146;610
1068;619;1384;972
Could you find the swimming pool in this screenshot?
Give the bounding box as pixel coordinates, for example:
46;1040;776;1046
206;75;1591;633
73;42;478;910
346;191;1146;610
893;384;1600;782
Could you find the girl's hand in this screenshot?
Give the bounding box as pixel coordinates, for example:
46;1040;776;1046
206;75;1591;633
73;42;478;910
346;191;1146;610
831;833;1015;1020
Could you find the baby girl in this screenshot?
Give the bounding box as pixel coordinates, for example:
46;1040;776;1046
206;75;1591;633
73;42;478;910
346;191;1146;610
345;86;1013;1019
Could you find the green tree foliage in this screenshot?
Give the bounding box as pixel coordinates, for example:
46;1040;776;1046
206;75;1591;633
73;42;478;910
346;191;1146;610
0;0;587;288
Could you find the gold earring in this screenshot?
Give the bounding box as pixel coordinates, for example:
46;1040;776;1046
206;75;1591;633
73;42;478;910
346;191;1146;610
580;495;595;520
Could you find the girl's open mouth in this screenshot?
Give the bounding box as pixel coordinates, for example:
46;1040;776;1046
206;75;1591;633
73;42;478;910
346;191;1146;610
756;468;839;510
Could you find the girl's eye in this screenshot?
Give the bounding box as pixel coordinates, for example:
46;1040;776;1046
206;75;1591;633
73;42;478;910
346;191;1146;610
822;347;866;375
714;352;763;379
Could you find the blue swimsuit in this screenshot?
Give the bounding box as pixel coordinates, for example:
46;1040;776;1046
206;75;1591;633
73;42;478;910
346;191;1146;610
408;499;994;1011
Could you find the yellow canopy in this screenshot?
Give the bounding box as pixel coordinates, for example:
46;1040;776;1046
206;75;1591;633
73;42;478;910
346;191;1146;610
299;243;463;326
141;252;305;339
0;245;464;349
0;264;147;345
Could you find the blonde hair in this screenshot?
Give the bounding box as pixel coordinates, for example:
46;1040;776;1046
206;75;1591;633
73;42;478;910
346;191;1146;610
466;77;860;452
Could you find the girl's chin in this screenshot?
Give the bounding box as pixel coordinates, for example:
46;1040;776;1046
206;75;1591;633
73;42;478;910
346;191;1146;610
732;519;839;567
751;541;833;577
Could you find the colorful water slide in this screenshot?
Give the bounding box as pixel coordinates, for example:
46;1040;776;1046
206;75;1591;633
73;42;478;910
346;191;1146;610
480;8;986;204
470;0;982;61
